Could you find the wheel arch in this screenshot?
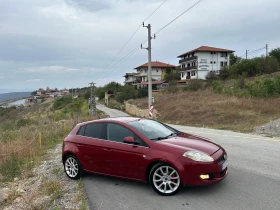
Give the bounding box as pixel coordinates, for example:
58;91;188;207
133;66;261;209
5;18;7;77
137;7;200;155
63;152;77;164
145;160;180;184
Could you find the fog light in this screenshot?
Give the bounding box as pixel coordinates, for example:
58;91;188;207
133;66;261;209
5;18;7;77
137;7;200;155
200;174;210;180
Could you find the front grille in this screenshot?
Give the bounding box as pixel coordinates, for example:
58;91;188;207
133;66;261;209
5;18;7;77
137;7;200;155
217;153;227;165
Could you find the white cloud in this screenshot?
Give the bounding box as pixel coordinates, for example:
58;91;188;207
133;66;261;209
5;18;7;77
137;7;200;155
26;79;42;82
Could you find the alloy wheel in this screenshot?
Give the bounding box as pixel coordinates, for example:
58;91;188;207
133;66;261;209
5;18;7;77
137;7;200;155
65;156;79;178
152;165;180;194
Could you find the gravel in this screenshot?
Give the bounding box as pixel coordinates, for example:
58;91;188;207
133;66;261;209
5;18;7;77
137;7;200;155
253;118;280;138
0;144;89;210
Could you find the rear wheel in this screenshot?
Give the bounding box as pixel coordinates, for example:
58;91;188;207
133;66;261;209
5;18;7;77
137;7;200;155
149;162;181;196
64;155;82;180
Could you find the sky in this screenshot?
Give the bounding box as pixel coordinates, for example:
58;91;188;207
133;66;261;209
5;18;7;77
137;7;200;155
0;0;280;92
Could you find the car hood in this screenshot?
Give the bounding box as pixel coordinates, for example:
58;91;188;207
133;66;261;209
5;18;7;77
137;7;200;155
158;137;220;155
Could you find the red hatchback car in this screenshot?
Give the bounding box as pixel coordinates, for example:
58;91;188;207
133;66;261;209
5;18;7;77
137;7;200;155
62;117;228;196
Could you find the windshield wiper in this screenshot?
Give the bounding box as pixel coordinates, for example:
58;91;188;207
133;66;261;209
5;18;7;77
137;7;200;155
151;133;177;141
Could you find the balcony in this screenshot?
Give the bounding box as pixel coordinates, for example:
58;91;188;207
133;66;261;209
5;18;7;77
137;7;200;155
180;66;198;71
179;56;198;64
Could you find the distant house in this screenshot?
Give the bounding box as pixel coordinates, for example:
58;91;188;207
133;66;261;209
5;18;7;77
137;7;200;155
134;61;176;82
177;46;235;81
61;88;70;95
123;73;140;85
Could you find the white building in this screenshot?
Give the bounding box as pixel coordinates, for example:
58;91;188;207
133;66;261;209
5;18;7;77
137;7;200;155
123;73;139;85
134;61;176;82
177;46;235;80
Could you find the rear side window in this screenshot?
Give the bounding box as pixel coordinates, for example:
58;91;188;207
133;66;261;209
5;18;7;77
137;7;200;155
77;125;85;136
84;123;104;139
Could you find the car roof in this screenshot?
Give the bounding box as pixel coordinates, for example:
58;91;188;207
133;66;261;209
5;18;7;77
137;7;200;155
77;116;143;126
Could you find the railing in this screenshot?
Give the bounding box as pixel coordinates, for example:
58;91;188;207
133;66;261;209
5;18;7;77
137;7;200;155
179;56;198;64
180;66;198;71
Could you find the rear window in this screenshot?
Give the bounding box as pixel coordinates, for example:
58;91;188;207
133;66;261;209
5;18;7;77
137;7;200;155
84;123;104;139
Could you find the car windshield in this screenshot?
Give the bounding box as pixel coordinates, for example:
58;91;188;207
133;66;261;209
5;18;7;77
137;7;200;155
127;119;176;141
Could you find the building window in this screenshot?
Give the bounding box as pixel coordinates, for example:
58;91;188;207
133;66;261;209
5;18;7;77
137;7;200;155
221;52;224;57
181;73;184;78
214;61;216;64
191;71;196;76
157;69;159;72
211;61;213;64
221;62;224;67
224;62;228;66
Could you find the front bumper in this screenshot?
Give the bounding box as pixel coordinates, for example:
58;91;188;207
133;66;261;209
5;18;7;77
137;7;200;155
175;149;228;186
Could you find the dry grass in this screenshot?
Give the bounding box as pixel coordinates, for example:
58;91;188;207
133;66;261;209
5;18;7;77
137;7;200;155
131;89;280;132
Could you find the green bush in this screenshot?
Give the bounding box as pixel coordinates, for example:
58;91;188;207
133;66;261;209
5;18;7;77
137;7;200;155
166;80;179;93
212;80;223;94
245;76;280;97
137;87;148;98
185;79;204;91
115;85;137;103
17;119;35;127
0;153;21;182
53;96;72;110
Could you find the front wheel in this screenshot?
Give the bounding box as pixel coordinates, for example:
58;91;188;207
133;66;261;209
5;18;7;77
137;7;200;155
64;155;82;180
149;163;181;196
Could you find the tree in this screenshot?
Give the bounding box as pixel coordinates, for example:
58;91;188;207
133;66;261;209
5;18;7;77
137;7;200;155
269;48;280;63
230;53;242;66
166;67;172;74
164;71;180;82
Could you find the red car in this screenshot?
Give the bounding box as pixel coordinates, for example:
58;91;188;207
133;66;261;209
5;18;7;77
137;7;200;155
62;117;228;196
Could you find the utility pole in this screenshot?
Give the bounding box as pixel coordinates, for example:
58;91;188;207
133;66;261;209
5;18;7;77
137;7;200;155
89;82;96;117
71;87;74;101
266;44;268;57
142;23;155;118
246;49;248;60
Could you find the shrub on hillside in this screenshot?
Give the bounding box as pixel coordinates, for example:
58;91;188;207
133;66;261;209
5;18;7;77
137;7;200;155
166;80;179;93
245;76;280;97
220;57;280;79
137;87;148;98
115;85;137;103
184;79;204;91
212;80;223;94
53;96;72;110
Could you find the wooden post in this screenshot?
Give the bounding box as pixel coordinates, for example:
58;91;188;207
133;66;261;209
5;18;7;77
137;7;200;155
39;132;42;149
63;122;67;133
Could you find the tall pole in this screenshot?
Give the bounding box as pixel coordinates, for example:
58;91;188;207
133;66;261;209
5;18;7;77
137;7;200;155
246;49;248;60
89;82;96;117
147;24;152;117
142;23;153;118
266;44;268;57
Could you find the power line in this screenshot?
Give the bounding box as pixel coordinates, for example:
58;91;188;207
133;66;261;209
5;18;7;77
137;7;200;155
96;40;148;82
241;47;266;58
154;0;203;35
96;0;204;84
98;0;168;81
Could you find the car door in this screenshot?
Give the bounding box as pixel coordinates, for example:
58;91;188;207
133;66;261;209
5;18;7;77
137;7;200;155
103;122;149;181
75;122;108;174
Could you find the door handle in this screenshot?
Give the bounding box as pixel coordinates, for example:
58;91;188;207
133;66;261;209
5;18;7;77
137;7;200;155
104;148;112;152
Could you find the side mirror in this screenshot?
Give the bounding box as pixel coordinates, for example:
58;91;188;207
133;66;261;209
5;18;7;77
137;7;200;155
124;136;135;144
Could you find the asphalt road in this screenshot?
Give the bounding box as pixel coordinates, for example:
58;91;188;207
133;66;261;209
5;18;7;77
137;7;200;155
83;104;280;210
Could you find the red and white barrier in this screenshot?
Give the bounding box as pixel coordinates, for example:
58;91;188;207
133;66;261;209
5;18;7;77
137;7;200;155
149;104;154;118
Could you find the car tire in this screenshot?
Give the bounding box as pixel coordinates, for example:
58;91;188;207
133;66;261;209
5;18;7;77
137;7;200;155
64;155;82;180
149;162;181;196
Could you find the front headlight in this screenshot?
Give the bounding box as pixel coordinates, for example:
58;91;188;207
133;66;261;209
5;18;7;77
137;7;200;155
182;151;214;162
